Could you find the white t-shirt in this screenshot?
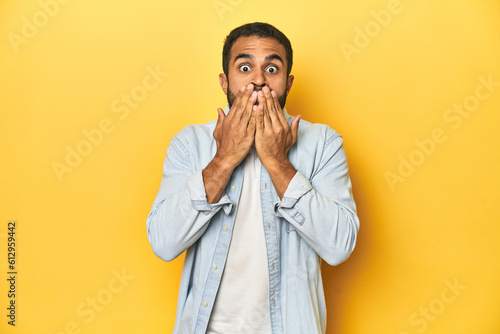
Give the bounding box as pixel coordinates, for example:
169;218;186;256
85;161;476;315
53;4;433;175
206;148;272;333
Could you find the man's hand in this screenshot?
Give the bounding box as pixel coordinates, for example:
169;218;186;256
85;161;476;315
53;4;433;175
213;84;257;168
203;84;258;203
254;87;301;199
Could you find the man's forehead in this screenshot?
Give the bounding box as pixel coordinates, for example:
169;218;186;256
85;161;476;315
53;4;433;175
230;36;286;62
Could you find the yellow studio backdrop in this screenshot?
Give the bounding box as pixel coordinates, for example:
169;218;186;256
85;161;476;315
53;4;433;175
1;0;499;333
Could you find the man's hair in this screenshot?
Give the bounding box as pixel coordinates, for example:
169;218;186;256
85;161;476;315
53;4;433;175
222;22;293;77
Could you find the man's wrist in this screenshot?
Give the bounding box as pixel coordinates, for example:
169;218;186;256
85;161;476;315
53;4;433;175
264;158;297;199
210;153;238;176
203;155;236;204
262;156;294;174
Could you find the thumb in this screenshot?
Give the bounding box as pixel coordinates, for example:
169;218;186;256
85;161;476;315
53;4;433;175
215;108;225;128
291;115;301;144
213;108;225;138
217;108;225;121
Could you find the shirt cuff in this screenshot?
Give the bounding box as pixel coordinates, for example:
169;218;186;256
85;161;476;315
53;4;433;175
186;169;235;215
273;172;312;224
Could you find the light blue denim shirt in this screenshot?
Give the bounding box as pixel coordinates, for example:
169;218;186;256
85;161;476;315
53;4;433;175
146;106;359;334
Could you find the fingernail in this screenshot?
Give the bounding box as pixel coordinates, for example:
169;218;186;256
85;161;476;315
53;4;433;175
258;91;264;96
251;91;257;97
271;91;276;97
247;84;253;90
263;87;270;93
240;86;246;92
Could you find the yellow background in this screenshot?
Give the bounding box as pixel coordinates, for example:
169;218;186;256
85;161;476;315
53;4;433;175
1;0;499;333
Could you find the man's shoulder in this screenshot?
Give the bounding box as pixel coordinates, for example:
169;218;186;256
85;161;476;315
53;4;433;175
295;118;343;145
172;120;217;144
290;118;346;172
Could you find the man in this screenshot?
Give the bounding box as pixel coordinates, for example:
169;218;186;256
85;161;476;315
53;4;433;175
146;22;359;334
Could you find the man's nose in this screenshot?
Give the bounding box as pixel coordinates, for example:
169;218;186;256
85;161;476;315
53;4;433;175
251;69;266;90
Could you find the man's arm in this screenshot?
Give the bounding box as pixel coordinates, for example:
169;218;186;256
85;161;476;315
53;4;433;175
203;84;257;203
146;85;258;261
277;137;359;266
254;87;359;266
254;87;301;198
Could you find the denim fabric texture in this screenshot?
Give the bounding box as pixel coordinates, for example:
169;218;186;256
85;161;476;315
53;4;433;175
146;106;359;334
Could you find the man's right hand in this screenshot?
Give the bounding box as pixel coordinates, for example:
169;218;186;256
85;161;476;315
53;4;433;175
202;84;258;203
213;83;257;169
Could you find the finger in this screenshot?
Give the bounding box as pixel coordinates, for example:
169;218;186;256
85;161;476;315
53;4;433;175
226;85;247;120
214;108;225;134
235;84;255;120
216;107;225;126
257;89;266;111
247;105;257;134
254;104;264;133
256;89;268;122
271;90;289;129
257;88;272;126
242;90;258;123
258;103;271;130
290;115;301;144
263;87;279;125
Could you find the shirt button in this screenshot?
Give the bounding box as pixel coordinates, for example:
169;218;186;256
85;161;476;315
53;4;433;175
223;226;228;231
202;301;208;307
212;264;218;270
230;185;236;191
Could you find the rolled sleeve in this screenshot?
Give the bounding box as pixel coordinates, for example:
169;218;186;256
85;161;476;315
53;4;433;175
186;169;235;216
273;171;312;225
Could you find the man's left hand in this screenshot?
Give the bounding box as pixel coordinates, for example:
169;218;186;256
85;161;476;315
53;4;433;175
254;87;301;198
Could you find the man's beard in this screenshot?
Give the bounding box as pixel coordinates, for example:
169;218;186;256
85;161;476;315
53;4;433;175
227;84;288;110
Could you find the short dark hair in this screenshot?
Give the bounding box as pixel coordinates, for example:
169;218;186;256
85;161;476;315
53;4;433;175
222;22;293;77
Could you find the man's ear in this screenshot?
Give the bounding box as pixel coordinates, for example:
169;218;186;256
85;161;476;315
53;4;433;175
219;73;228;95
286;75;294;95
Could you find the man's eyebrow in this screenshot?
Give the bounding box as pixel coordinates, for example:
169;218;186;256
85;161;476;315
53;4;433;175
265;54;284;64
234;53;253;63
233;53;284;65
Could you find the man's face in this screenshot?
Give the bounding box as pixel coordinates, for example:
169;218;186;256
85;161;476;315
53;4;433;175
219;36;294;109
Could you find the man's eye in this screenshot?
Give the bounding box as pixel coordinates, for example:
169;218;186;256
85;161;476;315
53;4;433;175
240;65;251;72
267;66;278;74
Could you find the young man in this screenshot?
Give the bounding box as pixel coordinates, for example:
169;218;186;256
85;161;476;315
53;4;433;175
146;22;359;334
